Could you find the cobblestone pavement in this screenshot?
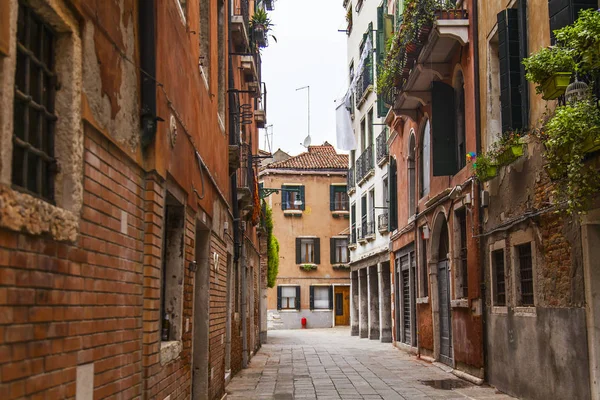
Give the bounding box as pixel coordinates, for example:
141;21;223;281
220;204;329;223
226;328;516;400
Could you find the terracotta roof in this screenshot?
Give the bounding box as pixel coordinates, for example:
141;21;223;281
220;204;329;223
267;142;348;170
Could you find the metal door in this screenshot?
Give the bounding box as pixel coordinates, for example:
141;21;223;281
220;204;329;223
402;268;411;344
438;260;453;365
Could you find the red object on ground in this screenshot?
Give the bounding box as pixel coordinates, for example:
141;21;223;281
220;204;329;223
301;317;307;329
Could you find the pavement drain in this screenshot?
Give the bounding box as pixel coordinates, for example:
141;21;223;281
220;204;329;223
273;393;294;400
420;379;472;390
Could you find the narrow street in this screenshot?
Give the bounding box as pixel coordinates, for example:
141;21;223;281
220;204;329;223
226;328;515;400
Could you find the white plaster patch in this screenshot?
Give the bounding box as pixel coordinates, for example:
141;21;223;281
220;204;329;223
159;341;182;365
76;363;94;400
120;210;128;234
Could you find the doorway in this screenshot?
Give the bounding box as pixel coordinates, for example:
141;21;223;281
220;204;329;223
334;286;350;326
192;225;210;399
436;219;453;366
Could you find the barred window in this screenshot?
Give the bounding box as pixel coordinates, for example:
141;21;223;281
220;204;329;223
492;249;506;306
456;208;468;298
12;2;58;201
517;243;534;306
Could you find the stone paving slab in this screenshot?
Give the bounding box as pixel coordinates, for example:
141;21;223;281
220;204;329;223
226;328;517;400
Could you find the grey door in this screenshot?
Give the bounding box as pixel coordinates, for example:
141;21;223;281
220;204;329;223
438;260;453;365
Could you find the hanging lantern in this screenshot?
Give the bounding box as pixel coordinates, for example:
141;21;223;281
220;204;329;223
565;78;589;103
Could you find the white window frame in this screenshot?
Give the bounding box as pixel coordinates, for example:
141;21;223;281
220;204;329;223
312;285;331;310
489;239;508;314
510;229;538;315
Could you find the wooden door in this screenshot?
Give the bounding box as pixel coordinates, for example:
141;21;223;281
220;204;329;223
334;286;350;326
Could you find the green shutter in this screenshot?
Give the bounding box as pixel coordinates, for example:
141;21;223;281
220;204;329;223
295;286;301;310
310;286;314;310
277;286;282;310
431;81;458;176
296;238;301;264
518;0;529;129
549;0;597;42
314;238;321;264
388;158;398;231
281;186;287;210
498;9;523;132
328;286;334;310
300;186;306;210
330;186;335;211
330;238;336;264
377;7;394;117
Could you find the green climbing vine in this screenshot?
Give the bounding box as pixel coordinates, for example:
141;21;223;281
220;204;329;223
263;201;279;288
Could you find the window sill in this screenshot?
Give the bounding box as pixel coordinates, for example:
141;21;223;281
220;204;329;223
160;340;182;365
451;299;469;309
311;309;332;312
0;184;79;242
279;309;299;313
491;306;508;315
299;264;317;271
283;210;303;217
514;306;536;317
332;264;350;269
416;296;429;305
332;210;350;218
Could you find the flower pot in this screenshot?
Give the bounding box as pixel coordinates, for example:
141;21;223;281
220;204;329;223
497;143;525;166
541;72;572;100
478;165;498;182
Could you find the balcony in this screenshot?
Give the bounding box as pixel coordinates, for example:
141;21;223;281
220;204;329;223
356;145;374;185
349;226;357;248
390;0;469;117
237;143;254;214
376;127;388;166
254;83;267;128
231;0;250;52
358;219;375;242
356;55;373;107
240;55;258;83
378;212;389;233
347;166;356;193
264;0;274;11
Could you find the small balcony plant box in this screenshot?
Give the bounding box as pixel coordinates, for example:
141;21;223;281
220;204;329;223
541;72;572;100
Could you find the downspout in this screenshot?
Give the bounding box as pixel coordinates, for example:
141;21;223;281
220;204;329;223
240;222;248;368
472;0;488;380
139;0;158;148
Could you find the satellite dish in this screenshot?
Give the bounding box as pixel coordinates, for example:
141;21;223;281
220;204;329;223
303;135;312;148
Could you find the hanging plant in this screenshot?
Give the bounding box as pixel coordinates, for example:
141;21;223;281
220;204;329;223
523;46;576;97
543;98;600;214
471;152;498;182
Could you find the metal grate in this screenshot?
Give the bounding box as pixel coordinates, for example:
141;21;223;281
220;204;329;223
457;208;468;298
517;243;534;306
492;250;506;306
13;2;58;201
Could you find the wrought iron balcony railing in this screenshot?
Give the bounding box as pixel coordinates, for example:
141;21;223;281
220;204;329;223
378;212;389;232
356;145;374;183
350;224;357;245
234;0;249;28
347;166;355;189
355;55;373;103
376;127;388;165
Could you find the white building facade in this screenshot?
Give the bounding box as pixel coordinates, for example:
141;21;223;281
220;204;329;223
344;0;395;342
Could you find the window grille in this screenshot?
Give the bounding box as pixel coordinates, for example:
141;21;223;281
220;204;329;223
492;249;506;306
457;208;468;298
517;243;534;306
13;2;58;201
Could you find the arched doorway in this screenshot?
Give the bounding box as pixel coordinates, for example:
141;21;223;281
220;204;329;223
431;212;453;366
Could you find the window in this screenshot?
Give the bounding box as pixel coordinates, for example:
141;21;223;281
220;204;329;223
420;120;430;197
281;185;304;210
350;203;357;244
516;243;534;306
361;194;368;237
217;0;225;122
161;193;185;342
331;237;349;264
454;71;466;170
388;157;398;231
12;3;58;201
456;208;468;298
408;133;416;216
199;0;210;84
486;33;502;151
360;118;366;152
311;286;332;310
278;286;299;310
367;108;374;149
356;0;364;13
330;185;349;211
492;249;506;306
177;0;187;20
420;230;428;297
296;237;320;264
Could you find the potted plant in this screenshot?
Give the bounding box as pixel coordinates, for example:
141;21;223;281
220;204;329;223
250;8;276;48
523;46;575;100
472;152;498;182
300;263;317;271
494;131;526;166
554;9;600;76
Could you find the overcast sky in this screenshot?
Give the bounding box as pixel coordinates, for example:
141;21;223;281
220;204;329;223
259;0;348;156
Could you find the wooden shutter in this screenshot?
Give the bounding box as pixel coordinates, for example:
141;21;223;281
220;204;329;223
281;187;287;210
296;238;301;264
377;7;394;117
498;9;523;132
328;286;334;310
330;186;335;211
330;238;336;264
295;286;301;310
388;158;398;231
314;238;321;264
277;286;282;310
431;81;458;176
299;186;306;210
518;0;529;129
549;0;596;42
310;286;315;310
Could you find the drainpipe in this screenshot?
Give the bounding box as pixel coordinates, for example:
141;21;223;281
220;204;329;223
472;0;488;380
